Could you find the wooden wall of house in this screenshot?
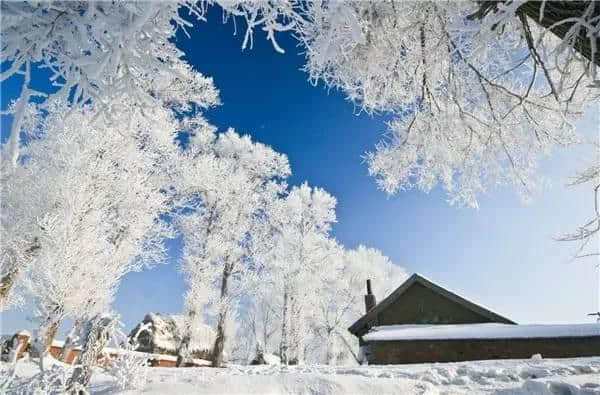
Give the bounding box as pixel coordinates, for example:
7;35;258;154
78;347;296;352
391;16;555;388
376;283;497;326
48;345;79;364
367;336;600;365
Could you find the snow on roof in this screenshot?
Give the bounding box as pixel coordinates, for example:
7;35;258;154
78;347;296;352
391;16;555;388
51;340;65;348
363;323;600;342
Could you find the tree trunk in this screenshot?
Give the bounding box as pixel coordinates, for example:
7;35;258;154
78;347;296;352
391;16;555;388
211;308;228;367
288;294;303;365
288;295;297;364
41;320;60;353
67;315;115;394
175;337;190;367
30;316;62;362
0;266;18;304
338;333;360;364
211;262;232;368
175;338;189;367
279;289;289;365
0;239;40;305
325;329;336;365
175;310;196;367
288;295;299;365
59;319;82;363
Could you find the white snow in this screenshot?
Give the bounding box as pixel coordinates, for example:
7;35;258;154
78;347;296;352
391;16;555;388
363;323;600;342
3;356;600;394
263;353;281;365
51;340;65;348
504;375;600;395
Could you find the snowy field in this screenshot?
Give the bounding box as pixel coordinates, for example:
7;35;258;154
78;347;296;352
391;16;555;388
3;357;600;394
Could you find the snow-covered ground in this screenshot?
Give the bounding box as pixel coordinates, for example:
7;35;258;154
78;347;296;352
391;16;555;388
3;356;599;394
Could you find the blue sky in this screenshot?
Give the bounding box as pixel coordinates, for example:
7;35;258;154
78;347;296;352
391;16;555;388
2;8;599;335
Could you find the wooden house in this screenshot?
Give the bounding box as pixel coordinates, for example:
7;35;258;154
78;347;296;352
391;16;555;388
349;273;600;364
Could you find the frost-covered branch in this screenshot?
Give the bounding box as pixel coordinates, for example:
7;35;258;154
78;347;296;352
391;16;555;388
298;1;598;206
557;143;600;259
0;1;217;165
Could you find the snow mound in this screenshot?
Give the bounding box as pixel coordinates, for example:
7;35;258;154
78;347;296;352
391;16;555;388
263;353;281;365
128;313;215;359
499;374;600;394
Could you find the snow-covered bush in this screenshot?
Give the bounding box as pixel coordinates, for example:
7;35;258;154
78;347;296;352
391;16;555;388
1;363;77;395
106;325;149;391
249;343;281;366
107;352;148;391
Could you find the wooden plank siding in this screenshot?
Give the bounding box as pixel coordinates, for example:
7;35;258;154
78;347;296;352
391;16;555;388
367;336;600;365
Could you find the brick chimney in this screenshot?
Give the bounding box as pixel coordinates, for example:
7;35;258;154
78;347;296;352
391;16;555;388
364;279;376;313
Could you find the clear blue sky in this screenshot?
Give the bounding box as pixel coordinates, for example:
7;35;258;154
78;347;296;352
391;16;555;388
2;8;599;336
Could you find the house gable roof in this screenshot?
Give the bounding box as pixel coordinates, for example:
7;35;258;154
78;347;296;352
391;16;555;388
348;273;516;336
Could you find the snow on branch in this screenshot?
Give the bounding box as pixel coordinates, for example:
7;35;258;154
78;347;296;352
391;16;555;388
0;1;218;166
298;1;599;207
557;143;600;259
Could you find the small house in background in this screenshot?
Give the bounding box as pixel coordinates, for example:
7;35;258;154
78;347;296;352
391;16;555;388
1;314;215;368
128;313;216;366
349;273;600;364
0;330;31;362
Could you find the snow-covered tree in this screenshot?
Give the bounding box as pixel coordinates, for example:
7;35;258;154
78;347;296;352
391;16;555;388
558;144;600;259
5;101;179;354
3;1;597;206
239;233;407;366
0;42;219;309
1;89;222;393
226;1;599;206
255;183;338;365
297;1;598;207
0;1;217;167
232;285;282;364
1;1;596;376
67;314;117;391
0;88;226;390
175;127;290;367
177;1;599;206
307;245;407;365
0;99;46;310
